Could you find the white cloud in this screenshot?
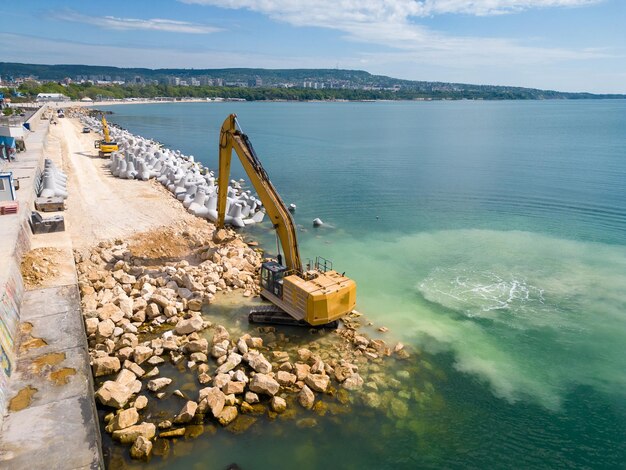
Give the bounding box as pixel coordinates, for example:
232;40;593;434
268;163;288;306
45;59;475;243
55;10;221;34
0;33;325;69
181;0;602;21
180;0;608;65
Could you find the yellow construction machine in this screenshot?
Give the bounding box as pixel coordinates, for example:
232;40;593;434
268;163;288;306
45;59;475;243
94;115;119;158
217;114;356;327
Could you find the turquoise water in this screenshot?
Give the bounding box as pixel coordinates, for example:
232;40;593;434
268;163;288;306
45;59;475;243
102;101;626;469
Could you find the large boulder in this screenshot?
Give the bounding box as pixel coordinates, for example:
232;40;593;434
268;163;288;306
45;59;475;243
109;407;139;431
130;435;152;460
298;385;315;409
212;325;230;345
211;339;229;358
95;381;133;409
343;373;364;390
305;374;330;393
98;303;124;323
184;339;208;354
215;353;242;374
133;345;153;365
222;381;245;395
213;373;231;389
92;356;121;377
147;377;172;392
174;400;198;424
149;294;170;309
294;363;311;381
96;319;115;340
175;316;204;334
217;406;238;426
115;369;138;388
270;396;287;413
85;317;99;336
134;395;148;410
197;387;225;418
245;351;272;374
112;422;156;445
248;374;280;396
276;371;297;386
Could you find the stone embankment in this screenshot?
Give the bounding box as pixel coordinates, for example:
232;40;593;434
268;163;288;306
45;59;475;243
76;219;411;462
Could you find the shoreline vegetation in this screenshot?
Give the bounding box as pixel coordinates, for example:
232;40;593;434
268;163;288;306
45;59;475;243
8;83;626;103
2;63;624;102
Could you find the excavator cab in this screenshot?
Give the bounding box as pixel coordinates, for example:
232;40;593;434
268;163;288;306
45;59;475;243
260;261;287;298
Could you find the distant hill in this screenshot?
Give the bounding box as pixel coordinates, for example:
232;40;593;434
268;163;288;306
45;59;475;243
1;62;624;100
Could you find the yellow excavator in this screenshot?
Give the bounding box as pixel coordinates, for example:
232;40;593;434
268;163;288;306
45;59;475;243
94;115;119;158
217;114;356;327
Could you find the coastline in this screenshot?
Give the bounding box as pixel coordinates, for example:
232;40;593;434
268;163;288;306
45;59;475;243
29;110;421;466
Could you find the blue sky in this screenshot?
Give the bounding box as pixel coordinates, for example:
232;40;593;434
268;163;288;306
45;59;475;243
1;0;624;93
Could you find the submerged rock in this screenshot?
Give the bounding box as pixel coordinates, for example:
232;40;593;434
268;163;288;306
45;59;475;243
174;400;198;424
159;428;186;438
147;377;172;392
218;406;238;426
270;396;287;413
298;385;315;410
130;435;152;460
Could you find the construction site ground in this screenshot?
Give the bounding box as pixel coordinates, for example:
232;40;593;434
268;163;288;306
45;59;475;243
0;115;198;469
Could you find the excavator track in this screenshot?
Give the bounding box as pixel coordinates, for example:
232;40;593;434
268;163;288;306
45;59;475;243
248;305;339;329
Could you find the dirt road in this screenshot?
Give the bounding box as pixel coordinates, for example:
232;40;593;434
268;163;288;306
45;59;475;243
48;118;190;249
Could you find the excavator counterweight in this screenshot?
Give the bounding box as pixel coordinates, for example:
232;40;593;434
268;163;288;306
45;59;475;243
217;114;357;326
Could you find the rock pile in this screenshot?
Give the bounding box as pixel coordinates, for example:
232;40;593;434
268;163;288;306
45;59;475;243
76;222;416;463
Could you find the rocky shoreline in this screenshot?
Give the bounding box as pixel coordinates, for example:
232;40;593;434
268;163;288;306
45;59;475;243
75;217;413;463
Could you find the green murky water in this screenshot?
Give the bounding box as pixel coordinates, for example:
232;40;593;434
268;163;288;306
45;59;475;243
102;100;626;469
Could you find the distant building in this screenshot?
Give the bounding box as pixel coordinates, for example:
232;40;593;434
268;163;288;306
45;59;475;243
36;93;70;102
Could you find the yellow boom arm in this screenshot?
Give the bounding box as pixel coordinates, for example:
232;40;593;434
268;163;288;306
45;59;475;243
101;115;112;143
217;114;303;273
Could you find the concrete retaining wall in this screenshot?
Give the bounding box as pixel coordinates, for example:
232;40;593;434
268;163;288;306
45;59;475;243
0;110;46;423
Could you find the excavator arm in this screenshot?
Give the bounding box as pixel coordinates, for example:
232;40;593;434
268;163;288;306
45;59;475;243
101;115;111;143
94;115;118;156
217;114;303;273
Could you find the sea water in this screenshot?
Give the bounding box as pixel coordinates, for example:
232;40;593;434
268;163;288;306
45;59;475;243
101;100;626;469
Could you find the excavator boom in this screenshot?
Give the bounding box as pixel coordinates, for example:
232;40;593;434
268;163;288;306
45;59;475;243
218;114;302;273
94;114;118;157
216;114;356;326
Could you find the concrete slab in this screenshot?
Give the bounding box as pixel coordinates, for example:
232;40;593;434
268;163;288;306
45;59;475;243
9;344;91;409
0;107;103;469
0;394;101;469
19;284;81;321
18;310;87;360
